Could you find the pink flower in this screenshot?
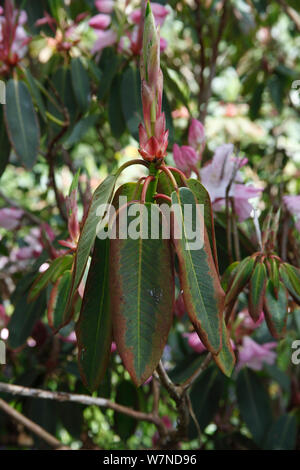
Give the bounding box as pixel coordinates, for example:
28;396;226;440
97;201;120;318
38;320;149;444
131;3;169;27
111;341;117;353
184;332;207;354
174;293;186;318
173;144;199;177
95;0;114;14
188;118;205;154
283;195;300;232
0;208;24;230
237;336;277;371
201;144;261;221
89;13;111;30
91;29;117;53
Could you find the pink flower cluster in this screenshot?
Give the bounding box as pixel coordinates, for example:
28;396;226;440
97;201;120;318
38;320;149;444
173;118;205;177
0;1;30;75
89;1;169;54
283;195;300;233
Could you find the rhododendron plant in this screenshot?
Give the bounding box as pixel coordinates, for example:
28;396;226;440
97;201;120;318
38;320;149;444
0;0;299;453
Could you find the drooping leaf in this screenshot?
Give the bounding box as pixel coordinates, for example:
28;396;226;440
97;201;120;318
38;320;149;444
112;182;143;209
236;368;272;445
65;114;98;147
113;381;139;440
9;290;47;349
264;280;288;339
187;178;219;272
248;262;267;321
28;254;73;302
71;57;91;112
76;238;112;392
225;256;255;306
47;67;78;131
65;175;117;313
108;75;126;139
221;261;239;291
0;108;10;177
47;270;73;331
189;366;225;438
23;69;47;122
213;318;236;377
171;187;224;354
264;414;297;450
4;79;40;169
98;48;120;101
121;65;143;141
110;203;174;386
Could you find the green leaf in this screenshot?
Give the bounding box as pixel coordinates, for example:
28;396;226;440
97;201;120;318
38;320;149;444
225;256;255;306
108;75;126;139
264;414;297;450
0;108;10;177
76;238;112;392
187;178;219;272
98;48;120;101
114;381;139;440
110;203;174;386
171;187;224;354
48;67;78;130
214;318;236;377
162;92;174;145
28;255;74;302
236;368;272;445
23;69;47;122
249;82;265;120
264;280;288;339
112;182;142;209
47;270;73;332
189;366;225;438
66;175;117;313
71;57;91;112
121;65;143;141
65;114;99;147
4;79;40;169
249;262;267;322
280;263;300;303
9;290;47;349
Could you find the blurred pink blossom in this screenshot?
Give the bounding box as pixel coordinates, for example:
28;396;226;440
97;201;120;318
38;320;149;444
152;415;172;446
95;0;114;14
174;293;186;318
89;13;111;30
283;195;300;232
0;208;24;230
188;118;205;154
130;3;169;27
111;341;117;353
91;29;117;53
237;336;277;371
184;332;207;354
173;144;199;177
201;144;261;221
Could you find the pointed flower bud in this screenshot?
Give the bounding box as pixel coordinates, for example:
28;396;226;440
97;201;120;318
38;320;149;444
188;118;206;155
173;144;199;177
139;2;168;163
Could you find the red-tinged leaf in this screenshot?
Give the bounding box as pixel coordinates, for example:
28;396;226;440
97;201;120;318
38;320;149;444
47;270;73;331
171;188;224;354
28;255;73;302
187;178;219;273
279;263;300;304
221;261;240;292
214;318;236;377
110;203;174;386
112;182;142;209
248;262;267;322
225;256;255;306
264;280;288;339
65;175;117;315
269;257;279;298
76;238;112;392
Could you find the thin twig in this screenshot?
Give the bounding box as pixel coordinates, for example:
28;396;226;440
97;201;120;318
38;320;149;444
0;398;68;449
0;190;41;225
277;0;300;32
0;382;166;435
181;353;212;391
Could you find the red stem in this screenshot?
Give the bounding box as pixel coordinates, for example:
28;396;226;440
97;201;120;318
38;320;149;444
141;175;155;203
153;193;172;204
